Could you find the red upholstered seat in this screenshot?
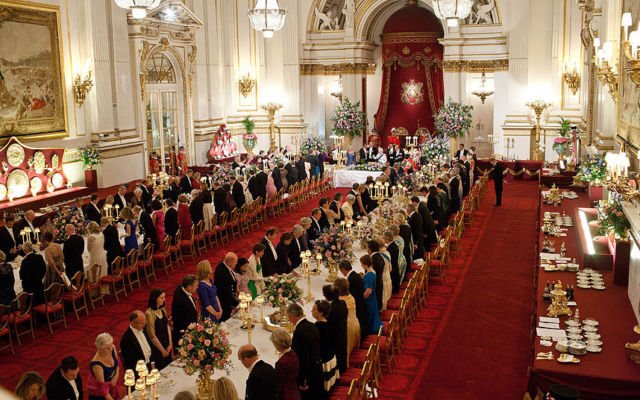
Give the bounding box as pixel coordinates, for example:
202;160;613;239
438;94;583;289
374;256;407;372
62;292;84;302
430;259;443;267
380;310;394;321
33;303;63;314
401;279;412;288
329;386;350;400
410;263;421;271
338;368;360;386
180;240;192;248
152;253;167;260
386;298;402;310
362;335;388;351
100;276;124;284
349;349;367;367
0;327;9;338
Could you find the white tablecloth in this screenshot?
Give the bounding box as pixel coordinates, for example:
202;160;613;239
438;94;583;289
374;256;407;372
332;170;383;188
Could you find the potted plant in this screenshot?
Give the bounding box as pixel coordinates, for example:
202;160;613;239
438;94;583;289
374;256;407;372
577;153;607;200
79;145;102;190
552;118;572;161
241;117;258;157
330;97;366;145
434;98;473;154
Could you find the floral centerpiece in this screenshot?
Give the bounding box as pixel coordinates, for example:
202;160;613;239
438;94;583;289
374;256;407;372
552;118;572;158
313;226;354;281
79;145;102;170
330;97;366;139
263;274;303;308
210;167;232;186
52;209;85;242
421;135;450;163
241;117;258;157
597;199;631;240
398;173;418;193
348;162;384;172
577;153;607;185
434;98;474;139
300;136;328;157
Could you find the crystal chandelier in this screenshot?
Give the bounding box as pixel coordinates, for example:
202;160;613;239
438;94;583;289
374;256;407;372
471;72;494;104
248;0;287;38
432;0;474;27
114;0;161;19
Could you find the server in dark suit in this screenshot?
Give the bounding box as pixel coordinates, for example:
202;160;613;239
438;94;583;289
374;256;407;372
139;180;153;210
230;175;246;209
323;284;348;373
318;198;330;231
84;195;102;224
275;233;293;274
163;199;179;238
0;214;19;261
46;356;83;400
113;185;129;210
287;303;323;400
189;192;205;227
285;161;298;184
179;170;193;194
101;218;123;273
138;208;157;247
19;242;46;306
448;173;461;214
289;225;304;269
271;163;283;191
171;275;199;344
260;228;279;277
214;253;240;322
367;240;386;311
339;260;368;340
308;209;323;242
407;204;425;260
296;156;307;183
238;344;276;400
63;225;85;280
491;157;504;206
454;143;469;160
329;192;344;222
120;311;153;374
213;182;229;213
412;196;437;249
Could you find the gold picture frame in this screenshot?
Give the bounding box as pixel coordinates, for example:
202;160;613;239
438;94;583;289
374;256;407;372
617;0;640;153
0;0;67;142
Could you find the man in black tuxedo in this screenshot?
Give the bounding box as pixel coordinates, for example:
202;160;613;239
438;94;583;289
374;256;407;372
212;182;228;214
254;167;268;200
285;160;298;184
412;196;437;249
367;241;386;311
271;162;283;191
63;225;85;280
163;199;179;238
19;242;46;305
137;207;157;248
13;210;38;245
275;233;293;274
339;260;368;340
448;172;461;214
138;180;153;211
306;152;319;178
230;175;245;209
179;170;193;194
454;143;469;161
330;192;344;222
238;344;276;400
308;208;323;242
323;285;348;373
84;195;102;224
70;198;85;220
289;225;304;269
46;356;83;400
189;191;205;227
113;185;129;210
0;214;19;261
214;253;239;322
171;275;199;344
387;165;399;187
260;228;279;277
407;203;425;260
102;218;124;273
491;156;504;206
383;231;402;294
295;156;307;183
169;177;181;202
359;144;370;163
456;161;470;197
318;198;330;231
287;303;323;400
120;311;153;375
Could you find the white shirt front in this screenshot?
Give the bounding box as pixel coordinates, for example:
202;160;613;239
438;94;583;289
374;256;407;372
130;325;152;363
118;194;127;207
4;226;15;244
265;238;278;261
182;287;196;310
64;373;80;400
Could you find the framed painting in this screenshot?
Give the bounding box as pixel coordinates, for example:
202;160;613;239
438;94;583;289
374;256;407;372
618;0;640;153
0;0;67;141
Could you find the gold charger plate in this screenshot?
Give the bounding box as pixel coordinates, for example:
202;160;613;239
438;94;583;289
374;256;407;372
7;143;25;167
7;169;29;198
33;151;46;174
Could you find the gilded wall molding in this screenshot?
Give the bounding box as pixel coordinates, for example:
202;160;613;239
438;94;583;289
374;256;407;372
442;59;509;72
100;144;145;160
62;148;81;164
300;63;377;75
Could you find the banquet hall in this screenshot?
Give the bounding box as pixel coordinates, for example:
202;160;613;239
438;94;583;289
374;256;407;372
1;0;640;399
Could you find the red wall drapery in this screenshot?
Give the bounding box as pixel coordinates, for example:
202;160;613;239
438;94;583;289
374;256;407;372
373;6;444;147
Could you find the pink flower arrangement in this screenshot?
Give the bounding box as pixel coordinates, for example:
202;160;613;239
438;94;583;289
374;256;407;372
176;319;233;376
52;208;85;242
263;274;303;308
313;226;354;265
331;98;366;138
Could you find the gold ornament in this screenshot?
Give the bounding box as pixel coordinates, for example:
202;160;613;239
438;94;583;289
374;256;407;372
0;184;6;201
7;169;29;198
33;151;46;174
401;79;424;105
6;144;25;167
30;177;43;193
51;154;60;169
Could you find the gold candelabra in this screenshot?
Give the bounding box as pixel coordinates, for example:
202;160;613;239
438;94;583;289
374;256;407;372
125;361;160;400
563;64;581;95
261;102;283;152
238;292;254;344
526;100;552;161
621;12;640;87
73;70;94;107
593;39;619;102
239;73;256;98
301;253;314;303
369;181;390;201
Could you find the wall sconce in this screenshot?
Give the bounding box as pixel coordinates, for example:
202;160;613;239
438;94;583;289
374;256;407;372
330;75;343;103
621;12;640;86
563;64;580;95
73;60;94;107
593;40;619;102
238;72;256;98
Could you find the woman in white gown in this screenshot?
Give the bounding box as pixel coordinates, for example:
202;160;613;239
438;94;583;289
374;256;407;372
86;221;109;294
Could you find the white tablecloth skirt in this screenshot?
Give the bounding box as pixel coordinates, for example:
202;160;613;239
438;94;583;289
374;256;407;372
332;170;383;188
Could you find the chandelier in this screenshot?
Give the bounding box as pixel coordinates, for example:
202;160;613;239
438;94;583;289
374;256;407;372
471;72;494;104
432;0;474;27
114;0;161;19
248;0;287;38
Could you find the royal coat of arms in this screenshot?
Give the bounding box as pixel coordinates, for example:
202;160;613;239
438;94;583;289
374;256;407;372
401;79;424;105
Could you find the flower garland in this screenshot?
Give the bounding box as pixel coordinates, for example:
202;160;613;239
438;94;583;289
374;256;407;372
313;226;354;264
577;154;607;185
176;319;233;375
597;199;631;240
52;209;85;242
421;136;450;163
300;137;328;157
79;145;102;170
330;97;366;138
263;274;303;308
434;98;474;139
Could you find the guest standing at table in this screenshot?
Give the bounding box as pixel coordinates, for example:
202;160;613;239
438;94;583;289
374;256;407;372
290;225;304;270
239;247;263;302
151;200;165;250
214;253;239;322
120;311;153;374
164;199;179;239
269;328;301;400
42;232;65;287
171;274;199;344
384;230;401;294
20;242;46;306
88;333;120;400
0;214;19;261
101;218;123;274
138;206;157;248
234;257;250;294
318;198;331;230
389;225;407;285
490;156;504;206
63;224;85;281
121;207;138;256
189;192;204;228
321;284;347;373
338;260;368;341
346;146;357;166
177;195;192;237
87;222;108;292
202;191;215;231
361;255;383;335
238;344;276;400
14;210;38;245
196;261;222;322
45;356;83;400
413;196;437;250
407;204;425;260
334;278;361;368
260;228;279;277
287;303;323;400
376;238;393;311
276;233;293;274
366;240;385;311
14;372;45;400
394;213;413;270
113;186;128;211
180;170;193;194
425;186;446;231
212;377;239;400
231;175;246;209
341;194;356;222
0;251;16;305
311;301;338;392
84;196;102;224
145;288;173;370
102;196;117;220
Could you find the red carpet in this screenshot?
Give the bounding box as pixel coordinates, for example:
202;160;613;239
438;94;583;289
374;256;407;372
379;180;539;399
0;189;340;392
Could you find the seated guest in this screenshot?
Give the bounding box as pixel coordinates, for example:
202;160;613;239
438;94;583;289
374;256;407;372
308;208;323;242
46;356;83;400
269;328;301;400
289;225;304;269
121;207;139;256
299;218;312;251
120;310;152;373
19;242;46;306
171;274;199;344
330;192;344;222
247;243;266;298
235;257;251;294
334;278;361;367
145;288;173;370
311;301;339;391
15;371;45;400
89;333;120;400
0;214;19;261
341;194;356;222
196;261;222;322
322;285;347;373
238;344;276;400
114;185;128;210
212;377;239;400
63;224;85;280
260;228;279;277
276;232;293;274
360;255;384;335
177;194;193;237
164;199;179;239
174;391;197;400
287;303;323;400
101;217;123;272
0;251;16;306
338;260;368;340
84;195;102;224
320;197;338;227
215;253;240;322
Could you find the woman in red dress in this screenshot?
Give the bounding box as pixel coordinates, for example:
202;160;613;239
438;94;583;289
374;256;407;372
270;328;301;400
177;194;193;236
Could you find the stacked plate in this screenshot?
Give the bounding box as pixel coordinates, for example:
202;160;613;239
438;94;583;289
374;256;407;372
582;319;602;353
576;269;605;290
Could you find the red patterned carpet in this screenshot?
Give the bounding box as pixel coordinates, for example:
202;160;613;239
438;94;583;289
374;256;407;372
0;181;539;399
